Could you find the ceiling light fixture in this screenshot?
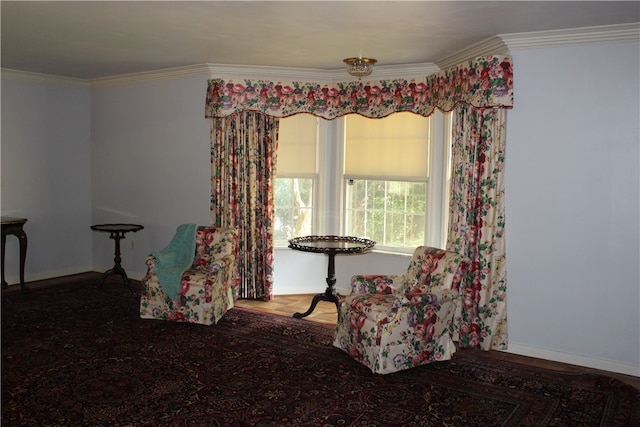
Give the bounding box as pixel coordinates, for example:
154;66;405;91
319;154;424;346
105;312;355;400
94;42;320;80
343;56;377;80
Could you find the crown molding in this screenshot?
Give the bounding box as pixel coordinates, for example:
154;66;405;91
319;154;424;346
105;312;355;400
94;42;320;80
6;62;440;89
206;63;337;82
206;62;440;82
436;36;509;70
499;22;640;50
0;68;89;87
435;23;638;71
88;64;212;87
365;62;441;80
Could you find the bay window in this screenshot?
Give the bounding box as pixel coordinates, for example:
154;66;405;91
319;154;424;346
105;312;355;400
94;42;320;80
276;111;451;253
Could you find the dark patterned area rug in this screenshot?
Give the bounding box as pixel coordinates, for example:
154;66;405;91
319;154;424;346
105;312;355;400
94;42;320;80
2;280;638;426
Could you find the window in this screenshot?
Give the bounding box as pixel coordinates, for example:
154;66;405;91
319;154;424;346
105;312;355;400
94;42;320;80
343;112;431;251
345;180;426;248
275;111;451;253
274;114;318;245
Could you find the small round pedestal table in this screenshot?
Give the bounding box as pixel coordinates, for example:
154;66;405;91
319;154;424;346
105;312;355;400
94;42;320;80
91;223;144;292
288;235;375;320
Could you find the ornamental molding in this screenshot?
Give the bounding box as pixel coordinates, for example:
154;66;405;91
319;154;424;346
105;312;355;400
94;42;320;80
88;64;212;88
499;22;640;50
89;62;443;87
437;23;638;69
436;36;509;70
204;62;441;82
0;68;89;87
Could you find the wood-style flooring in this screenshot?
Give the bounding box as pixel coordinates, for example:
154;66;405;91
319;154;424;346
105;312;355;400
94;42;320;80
3;273;638;390
236;293;640;390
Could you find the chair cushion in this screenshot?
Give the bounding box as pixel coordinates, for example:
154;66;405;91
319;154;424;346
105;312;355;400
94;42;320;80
404;247;466;293
192;227;237;271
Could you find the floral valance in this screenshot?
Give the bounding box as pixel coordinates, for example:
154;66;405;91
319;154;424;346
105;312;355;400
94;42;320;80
204;55;513;119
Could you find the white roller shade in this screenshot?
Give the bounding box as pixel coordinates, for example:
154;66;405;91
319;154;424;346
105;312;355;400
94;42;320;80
345;112;429;180
277;114;318;176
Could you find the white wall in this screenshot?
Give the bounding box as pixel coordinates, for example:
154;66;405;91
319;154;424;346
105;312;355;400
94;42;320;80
274;248;409;296
1;37;638;377
1;78;93;282
505;40;639;375
90;75;212;278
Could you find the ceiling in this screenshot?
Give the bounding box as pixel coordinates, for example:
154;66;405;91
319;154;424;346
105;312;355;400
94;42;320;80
1;1;639;80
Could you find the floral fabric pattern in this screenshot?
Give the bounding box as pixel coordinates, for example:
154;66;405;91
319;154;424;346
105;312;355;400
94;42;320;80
192;227;237;271
210;112;278;300
333;246;469;374
448;106;508;351
204;56;513;119
401;246;469;294
140;226;238;325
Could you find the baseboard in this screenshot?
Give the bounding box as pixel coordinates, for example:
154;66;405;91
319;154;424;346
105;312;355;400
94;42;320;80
506;343;640;378
2;266;94;286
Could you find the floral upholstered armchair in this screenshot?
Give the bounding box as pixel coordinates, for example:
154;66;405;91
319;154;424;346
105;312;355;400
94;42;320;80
140;225;238;326
333;246;469;374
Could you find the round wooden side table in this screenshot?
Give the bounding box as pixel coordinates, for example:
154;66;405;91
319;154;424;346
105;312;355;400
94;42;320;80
91;223;144;292
288;235;375;319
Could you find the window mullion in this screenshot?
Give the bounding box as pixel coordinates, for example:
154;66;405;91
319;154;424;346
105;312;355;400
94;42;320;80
403;184;408;247
426;112;446;248
364;180;369;239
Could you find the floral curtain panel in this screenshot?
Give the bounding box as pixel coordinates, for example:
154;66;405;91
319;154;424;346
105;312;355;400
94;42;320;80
449;106;508;351
210;112;278;300
205;56;513;119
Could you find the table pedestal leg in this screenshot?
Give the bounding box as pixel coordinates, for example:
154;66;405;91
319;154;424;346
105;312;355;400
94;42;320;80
1;229;29;293
293;253;340;319
97;231;134;293
1;233;6;289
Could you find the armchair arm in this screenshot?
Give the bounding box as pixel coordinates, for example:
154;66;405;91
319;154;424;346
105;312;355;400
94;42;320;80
400;288;461;308
144;252;235;280
350;274;404;295
208;254;235;273
344;288;461;325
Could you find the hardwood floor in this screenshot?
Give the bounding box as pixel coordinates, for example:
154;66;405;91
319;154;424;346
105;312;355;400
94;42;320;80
3;273;638;390
236;293;640;390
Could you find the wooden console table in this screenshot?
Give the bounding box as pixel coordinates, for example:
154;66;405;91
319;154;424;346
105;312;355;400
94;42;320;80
1;217;29;293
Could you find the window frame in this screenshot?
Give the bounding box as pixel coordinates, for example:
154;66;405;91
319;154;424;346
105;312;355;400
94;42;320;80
274;111;451;253
273;114;321;247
